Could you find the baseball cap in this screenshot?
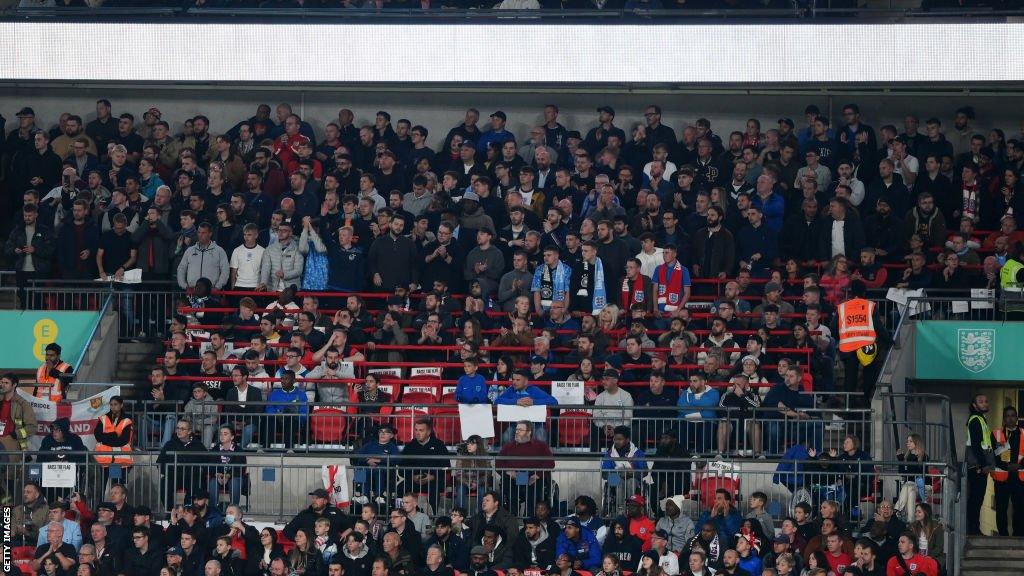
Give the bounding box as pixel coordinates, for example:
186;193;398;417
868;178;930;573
603;368;620;379
490;111;507;121
530;355;548;365
627;494;646;506
16;107;35;117
309;488;330;498
564;518;582;528
764;281;782;294
461;140;476;149
166;546;184;556
97;501;116;511
651;351;667;362
653;529;670;540
462;191;480;203
597;106;616;116
470;545;489;556
566;130;582;140
777;117;795;128
773;534;791;544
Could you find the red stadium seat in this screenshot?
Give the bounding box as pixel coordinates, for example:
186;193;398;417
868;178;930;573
393;407;429;443
433;408;462;445
440;392;457;405
310;408;347;444
558;410;591;446
401;391;437;406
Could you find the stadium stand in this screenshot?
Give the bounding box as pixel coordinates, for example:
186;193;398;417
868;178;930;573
3;89;1018;576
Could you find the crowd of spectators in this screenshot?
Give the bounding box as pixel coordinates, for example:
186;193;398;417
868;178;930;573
9;470;947;576
0;98;998;576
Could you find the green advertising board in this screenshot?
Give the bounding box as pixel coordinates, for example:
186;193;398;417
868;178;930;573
0;310;100;370
916;321;1024;381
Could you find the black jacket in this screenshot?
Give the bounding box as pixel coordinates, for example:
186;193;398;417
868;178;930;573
213;522;261;575
511;526;556;570
225;385;265;415
816;215;865;262
122;546;164;576
56;217;100;279
5;221;56;274
283;505;346;541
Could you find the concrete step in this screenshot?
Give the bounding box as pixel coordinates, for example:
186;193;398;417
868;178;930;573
964;548;1024;559
961;559;1024;570
966;535;1024;548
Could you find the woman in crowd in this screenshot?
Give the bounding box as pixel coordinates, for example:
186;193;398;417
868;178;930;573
909;502;945;568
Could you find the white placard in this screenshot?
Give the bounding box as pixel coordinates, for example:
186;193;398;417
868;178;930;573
551;381;584;406
404;385;437;396
971;288;995;309
410;367;442;379
886;288;931;317
458;404;495;439
42;462;77;488
951;301;970;314
368;368;401;378
442;385;457;396
496;404;548;423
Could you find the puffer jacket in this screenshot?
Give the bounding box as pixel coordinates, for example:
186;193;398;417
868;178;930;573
260;238;304;292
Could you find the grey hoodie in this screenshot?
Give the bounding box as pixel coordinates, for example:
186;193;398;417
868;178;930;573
176;240;230;289
656;495;695;553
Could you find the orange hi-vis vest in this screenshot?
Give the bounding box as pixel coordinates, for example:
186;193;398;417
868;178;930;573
34;361;71;402
95;415;134;467
837;298;877;353
992;427;1024;482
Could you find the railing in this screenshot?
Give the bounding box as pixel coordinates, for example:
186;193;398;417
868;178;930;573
120;398;905;456
23;280;180;342
6;2;1024;21
0;450;951;550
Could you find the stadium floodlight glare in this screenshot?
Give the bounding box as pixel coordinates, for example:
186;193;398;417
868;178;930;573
2;22;1024;84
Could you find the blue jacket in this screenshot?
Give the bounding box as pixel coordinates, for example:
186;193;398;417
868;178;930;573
751;191;786;234
555;526;601;571
494;385;558;406
600;442;647;472
677;387;720;420
697;507;743;544
774;443;811;489
476;129;515;154
455;373;489;404
266;387;308;417
355;439;399;461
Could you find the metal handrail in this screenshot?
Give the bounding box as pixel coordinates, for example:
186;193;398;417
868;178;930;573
6;4;1024;21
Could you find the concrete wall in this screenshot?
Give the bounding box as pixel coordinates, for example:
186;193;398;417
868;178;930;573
2;85;1023;153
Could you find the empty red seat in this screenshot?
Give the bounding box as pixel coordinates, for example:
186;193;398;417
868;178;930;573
558;410;592;447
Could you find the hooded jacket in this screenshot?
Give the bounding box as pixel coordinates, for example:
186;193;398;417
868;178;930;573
176;240;230;289
341;541;373;576
656;496;696;552
556;525;602;571
602;518;643;566
260;237;304;292
512;524;555;570
38;418;87;463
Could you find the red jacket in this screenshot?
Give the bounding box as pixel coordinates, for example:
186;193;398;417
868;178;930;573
628;516;655;552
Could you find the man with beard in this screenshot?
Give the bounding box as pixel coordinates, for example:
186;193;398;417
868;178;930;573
965;393;995;535
602;518;642;566
683;525;723;571
718;549;752;576
691;206;734;281
513;516;555;571
555;519;601;571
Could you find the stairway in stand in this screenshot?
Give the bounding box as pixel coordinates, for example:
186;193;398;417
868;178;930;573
961;535;1024;575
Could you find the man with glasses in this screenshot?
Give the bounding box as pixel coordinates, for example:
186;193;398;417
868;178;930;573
157;420;208;510
643;105;677;154
497;419;555;515
123;526;163;575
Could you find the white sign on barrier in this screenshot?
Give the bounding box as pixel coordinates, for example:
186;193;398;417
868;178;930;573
42;462;77;488
458;404;495;439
